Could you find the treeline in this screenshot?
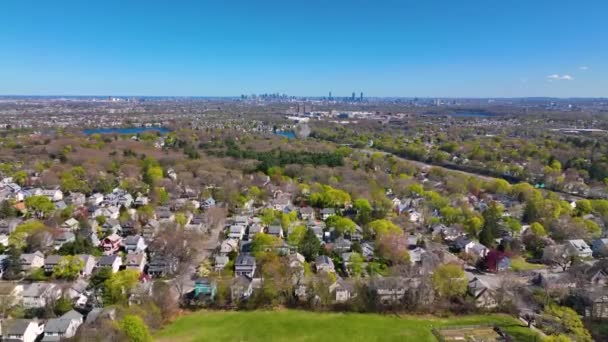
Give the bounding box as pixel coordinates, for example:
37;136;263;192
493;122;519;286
207;139;344;172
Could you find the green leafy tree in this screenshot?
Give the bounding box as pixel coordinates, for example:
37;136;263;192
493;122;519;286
529;222;547;236
12;171;28;186
251;234;283;258
354;198;372;225
25;196;55;218
287;225;307;246
367;219;401;237
119;315;152;342
432;263;468;299
104;269;141;304
463;216;484;237
298;228;321;261
575;199;593;216
347;252;364;276
479;202;503;247
53;255;84;280
541;305;592;342
326;216;357;236
54;297;73;316
9;220;46;250
0;200;17;219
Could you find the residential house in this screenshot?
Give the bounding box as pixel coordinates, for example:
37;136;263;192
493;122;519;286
22;283;60;309
369;277;425;305
485;249;511;272
329;278;356;303
214;255;229;272
84;307;116;326
1;319;44;342
231;275;253;302
0;283;24;307
20;251;44;271
185;214;205;233
320;208;336;220
142;219;160;239
465;241;490;259
88;193;104;206
76;254;96;277
409;247;427;265
134;195;149;206
267;224;284;239
361;242;375;261
332;237;352;253
61;218;80;231
235;254;256;278
125;252;147;273
124;235;147;254
53;231;75;250
40;189;63;202
0;218;21;235
193;278;216;301
148;256;177;277
591;238;608;258
201;197;216;209
228;225;246;240
93;206;120;220
220;239;239;254
315;255;335;273
155;207;174;222
101;219;122;235
44;255;63;274
66;192;86;207
97;255;122;273
100;233;122;255
567;239;593;258
42;310;83;341
299;207;315;221
248;223;264;239
468;277;498;309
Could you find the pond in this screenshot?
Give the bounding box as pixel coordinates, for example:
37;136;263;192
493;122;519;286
274;130;296;139
82;127;171;135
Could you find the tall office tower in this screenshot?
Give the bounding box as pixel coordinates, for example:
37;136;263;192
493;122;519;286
351;92;356;101
360;92;363;102
329;91;332;100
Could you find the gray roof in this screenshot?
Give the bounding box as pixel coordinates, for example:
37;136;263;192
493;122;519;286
97;255;119;266
44;318;72;333
61;309;83;321
45;255;63;265
235;254;256;267
2;319;35;336
124;235;143;245
23;283;54;297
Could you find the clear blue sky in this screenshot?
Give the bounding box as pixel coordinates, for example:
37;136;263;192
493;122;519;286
1;0;606;97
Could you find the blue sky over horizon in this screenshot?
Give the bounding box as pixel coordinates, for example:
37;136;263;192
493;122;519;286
0;0;606;97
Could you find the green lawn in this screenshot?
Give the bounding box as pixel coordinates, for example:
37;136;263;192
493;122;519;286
156;310;542;342
511;256;545;272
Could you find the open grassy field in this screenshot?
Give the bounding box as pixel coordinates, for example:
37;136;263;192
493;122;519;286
156;310;542;342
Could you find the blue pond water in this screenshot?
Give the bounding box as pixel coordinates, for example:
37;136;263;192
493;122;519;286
83;127;170;135
274;131;296;139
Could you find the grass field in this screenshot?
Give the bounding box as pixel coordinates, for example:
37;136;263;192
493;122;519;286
156;310;542;342
511;256;545;272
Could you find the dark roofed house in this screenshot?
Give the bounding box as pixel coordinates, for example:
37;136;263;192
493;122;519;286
231;275;253;302
267;224;284;239
235;254;256;278
315;255;335;273
148;256;177;278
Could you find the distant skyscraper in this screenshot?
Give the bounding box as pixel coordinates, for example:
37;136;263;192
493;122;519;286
329;91;332;100
360;92;363;102
351;92;356;101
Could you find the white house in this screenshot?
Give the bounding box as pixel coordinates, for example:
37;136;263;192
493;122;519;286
567;239;593;258
1;319;44;342
42;310;83;341
22;283;61;309
124;235;147;254
97;255;122;273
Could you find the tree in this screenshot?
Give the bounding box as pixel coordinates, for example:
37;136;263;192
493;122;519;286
347;252;364;276
376;230;410;265
479;202;503;247
250;234;283;258
575;199;592;216
0;200;17;219
432;263;467;300
53;255;84;280
530;222;547;236
504;217;522;235
9;220;46;250
354;198;372;225
463;216;484;237
326;216;356;236
119;315;152;342
12;171;28;186
25;196;54;218
367;219;401;238
540;304;592;342
54;297;73;316
298;228;321;261
104;269;141;305
287;225;307;246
